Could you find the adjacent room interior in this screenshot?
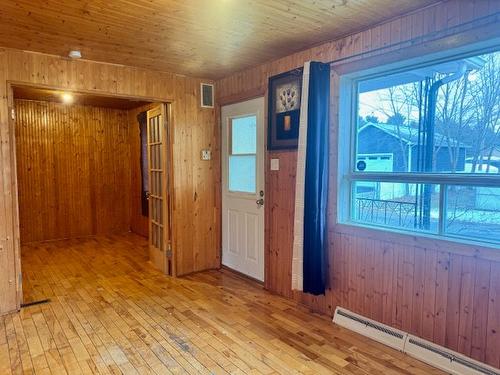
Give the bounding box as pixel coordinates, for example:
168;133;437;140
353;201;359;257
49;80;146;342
11;86;169;304
0;1;499;374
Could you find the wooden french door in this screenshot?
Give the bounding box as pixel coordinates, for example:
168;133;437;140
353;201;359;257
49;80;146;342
146;104;171;275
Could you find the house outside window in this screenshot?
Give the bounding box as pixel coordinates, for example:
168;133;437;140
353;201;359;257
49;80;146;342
338;42;500;246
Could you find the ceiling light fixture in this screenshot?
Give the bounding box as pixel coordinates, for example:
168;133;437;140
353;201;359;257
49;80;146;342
61;92;74;104
68;50;82;59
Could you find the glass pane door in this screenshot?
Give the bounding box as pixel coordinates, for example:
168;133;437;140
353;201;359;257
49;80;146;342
228;115;257;193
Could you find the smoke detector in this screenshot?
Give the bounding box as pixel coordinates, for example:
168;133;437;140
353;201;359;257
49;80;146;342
68;50;82;59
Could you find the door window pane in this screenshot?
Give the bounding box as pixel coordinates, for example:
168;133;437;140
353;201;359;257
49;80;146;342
228;115;257;193
229;155;256;193
232;116;256;154
445;185;500;242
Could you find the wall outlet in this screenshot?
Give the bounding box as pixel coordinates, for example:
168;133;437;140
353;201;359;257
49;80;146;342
201;149;211;160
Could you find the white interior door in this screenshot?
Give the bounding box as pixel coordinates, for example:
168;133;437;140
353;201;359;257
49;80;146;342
222;97;265;281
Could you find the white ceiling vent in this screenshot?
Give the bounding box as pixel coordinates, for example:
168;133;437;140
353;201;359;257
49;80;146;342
201;83;214;108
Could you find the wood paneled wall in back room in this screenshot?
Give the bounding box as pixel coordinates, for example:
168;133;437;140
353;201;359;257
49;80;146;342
216;0;500;369
15;99;132;243
0;48;221;314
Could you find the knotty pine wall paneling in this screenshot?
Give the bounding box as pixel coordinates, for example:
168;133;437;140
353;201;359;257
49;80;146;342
172;77;221;276
15;99;132;243
216;0;500;369
0;50;17;316
0;49;221;314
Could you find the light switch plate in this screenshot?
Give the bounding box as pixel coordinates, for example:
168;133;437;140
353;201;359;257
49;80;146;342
270;158;280;171
201;149;211;160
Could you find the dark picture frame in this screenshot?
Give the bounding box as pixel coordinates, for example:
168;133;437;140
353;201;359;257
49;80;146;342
267;67;303;150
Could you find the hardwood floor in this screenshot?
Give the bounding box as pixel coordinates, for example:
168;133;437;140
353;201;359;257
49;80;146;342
0;233;444;374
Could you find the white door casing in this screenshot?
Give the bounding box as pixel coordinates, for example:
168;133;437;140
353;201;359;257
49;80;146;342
221;97;265;281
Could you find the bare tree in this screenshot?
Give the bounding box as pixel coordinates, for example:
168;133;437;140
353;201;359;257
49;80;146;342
375;82;422;172
371;51;500;175
468;53;500;173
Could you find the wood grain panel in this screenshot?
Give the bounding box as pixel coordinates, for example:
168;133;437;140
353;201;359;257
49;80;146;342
0;0;439;79
172;79;221;276
0;48;220;314
216;0;500;369
15;99;132;243
0;51;18;319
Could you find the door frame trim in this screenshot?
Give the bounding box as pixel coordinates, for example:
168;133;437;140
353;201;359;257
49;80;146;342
146;104;174;276
7;81;176;310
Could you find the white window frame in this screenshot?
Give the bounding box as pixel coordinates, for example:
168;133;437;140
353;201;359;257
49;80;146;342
337;38;500;248
225;113;259;196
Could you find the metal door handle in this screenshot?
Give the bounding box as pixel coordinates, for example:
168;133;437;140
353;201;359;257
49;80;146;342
256;198;264;207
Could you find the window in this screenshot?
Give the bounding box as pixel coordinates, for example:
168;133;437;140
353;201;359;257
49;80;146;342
340;45;500;245
228;115;257;193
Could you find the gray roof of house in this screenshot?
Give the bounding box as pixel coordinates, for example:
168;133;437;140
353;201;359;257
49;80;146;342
359;122;470;148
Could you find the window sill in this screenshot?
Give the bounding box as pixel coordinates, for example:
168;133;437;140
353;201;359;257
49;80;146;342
333;222;500;262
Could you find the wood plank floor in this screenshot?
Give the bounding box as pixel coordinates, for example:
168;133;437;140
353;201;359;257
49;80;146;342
1;233;445;374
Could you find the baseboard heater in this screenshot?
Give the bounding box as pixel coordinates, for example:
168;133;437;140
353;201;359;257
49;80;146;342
333;307;500;375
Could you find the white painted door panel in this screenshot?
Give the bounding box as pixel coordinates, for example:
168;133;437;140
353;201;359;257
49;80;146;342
221;97;265;281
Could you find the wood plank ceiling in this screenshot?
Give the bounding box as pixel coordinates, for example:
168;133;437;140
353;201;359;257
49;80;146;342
0;0;440;79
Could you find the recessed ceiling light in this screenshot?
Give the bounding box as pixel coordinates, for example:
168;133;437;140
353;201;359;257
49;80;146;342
68;50;82;59
61;92;74;104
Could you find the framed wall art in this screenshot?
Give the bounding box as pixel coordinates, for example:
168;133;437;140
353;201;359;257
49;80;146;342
267;68;303;150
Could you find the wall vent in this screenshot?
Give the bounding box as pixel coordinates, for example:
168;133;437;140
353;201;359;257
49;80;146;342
332;307;407;351
201;83;214;108
333;307;500;375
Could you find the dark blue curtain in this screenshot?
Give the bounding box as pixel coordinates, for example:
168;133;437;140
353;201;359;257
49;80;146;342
303;62;330;295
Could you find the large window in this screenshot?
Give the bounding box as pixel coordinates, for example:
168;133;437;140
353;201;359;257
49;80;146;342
340;45;500;245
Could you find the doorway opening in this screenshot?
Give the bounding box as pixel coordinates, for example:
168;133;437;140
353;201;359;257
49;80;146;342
11;85;173;306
